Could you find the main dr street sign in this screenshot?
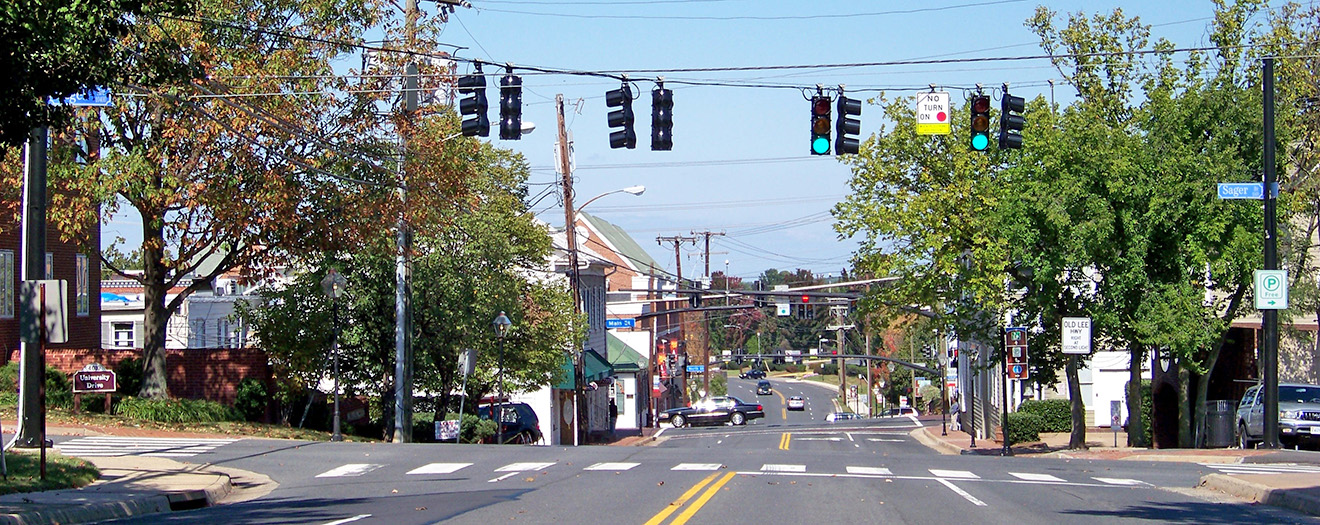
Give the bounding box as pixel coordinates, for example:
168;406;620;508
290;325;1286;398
1254;269;1288;310
915;91;951;135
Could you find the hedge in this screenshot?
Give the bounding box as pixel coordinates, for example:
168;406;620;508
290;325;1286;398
1018;398;1071;433
1005;412;1043;444
115;397;240;423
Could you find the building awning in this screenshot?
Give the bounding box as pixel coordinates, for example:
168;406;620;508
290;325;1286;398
553;350;615;390
606;332;646;373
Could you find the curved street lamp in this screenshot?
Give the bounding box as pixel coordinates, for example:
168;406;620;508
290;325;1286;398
320;268;348;442
493;312;512;443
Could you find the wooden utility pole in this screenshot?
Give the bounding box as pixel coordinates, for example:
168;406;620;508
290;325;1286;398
557;94;584;446
657;235;696;396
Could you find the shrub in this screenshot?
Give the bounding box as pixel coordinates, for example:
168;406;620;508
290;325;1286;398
233;378;269;422
1005;412;1042;444
0;362;73;410
115;397;240;423
113;357;143;396
1018;399;1072;433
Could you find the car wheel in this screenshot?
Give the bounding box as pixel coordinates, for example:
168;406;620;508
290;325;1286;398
671;415;687;428
1238;423;1253;449
731;412;746;426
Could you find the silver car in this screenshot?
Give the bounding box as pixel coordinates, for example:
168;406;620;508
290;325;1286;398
1236;383;1320;448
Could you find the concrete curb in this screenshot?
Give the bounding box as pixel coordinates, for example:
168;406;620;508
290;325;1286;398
1199;474;1320;517
910;428;962;456
0;465;235;525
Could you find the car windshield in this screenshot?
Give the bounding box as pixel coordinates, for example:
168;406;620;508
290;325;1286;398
1280;386;1320;403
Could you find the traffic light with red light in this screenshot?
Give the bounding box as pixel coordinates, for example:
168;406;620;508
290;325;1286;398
835;93;861;155
999;85;1025;150
969;94;991;152
606;82;636;149
810;95;831;155
457;64;489;137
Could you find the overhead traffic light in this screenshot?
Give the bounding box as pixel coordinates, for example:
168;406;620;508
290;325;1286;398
499;69;522;140
457;64;489;137
810;94;832;155
999;85;1025;150
969;93;991;152
835;93;861;155
651;83;673;151
606;82;636;149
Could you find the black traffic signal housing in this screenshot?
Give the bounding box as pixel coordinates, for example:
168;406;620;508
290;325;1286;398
810;94;831;155
606;82;636;149
458;64;489;137
999;85;1025;150
651;84;673;151
835;93;861;155
969;93;991;152
499;69;522;140
689;291;702;309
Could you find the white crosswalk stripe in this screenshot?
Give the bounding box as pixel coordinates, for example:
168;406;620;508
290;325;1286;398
1093;477;1147;486
316;464;383;478
930;469;979;479
672;463;723;471
846;466;893;476
585;462;640;471
54;436;237;458
1009;472;1065;483
495;462;556;472
761;464;806;473
406;463;472;475
1201;463;1320;475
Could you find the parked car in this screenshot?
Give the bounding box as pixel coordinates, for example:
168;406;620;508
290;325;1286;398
659;396;765;428
756;380;773;395
476;402;543;444
1236;383;1320;449
825;412;864;422
786;396;806;411
739;369;766;380
881;407;919;417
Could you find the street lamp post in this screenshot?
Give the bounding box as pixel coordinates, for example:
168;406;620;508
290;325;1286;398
493;312;512;444
320;268;348;442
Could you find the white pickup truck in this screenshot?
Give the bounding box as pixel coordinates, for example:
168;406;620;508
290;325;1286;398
1235;383;1320;449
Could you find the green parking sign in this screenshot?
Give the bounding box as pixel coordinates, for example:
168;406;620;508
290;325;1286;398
1254;270;1288;310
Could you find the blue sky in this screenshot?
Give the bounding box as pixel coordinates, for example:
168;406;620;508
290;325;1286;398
99;1;1248;283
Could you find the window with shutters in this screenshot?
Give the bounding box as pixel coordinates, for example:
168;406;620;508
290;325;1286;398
0;250;12;318
113;322;135;347
76;254;89;316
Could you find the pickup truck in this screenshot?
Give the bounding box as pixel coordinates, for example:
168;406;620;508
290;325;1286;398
1236;383;1320;449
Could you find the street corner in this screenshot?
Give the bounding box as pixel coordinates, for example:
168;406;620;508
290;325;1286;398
1199;473;1320;517
911;426;968;456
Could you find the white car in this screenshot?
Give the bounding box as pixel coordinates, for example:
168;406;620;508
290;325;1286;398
787;396;806;411
825;412;863;422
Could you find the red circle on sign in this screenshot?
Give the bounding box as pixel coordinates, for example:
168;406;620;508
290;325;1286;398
937;111;947;122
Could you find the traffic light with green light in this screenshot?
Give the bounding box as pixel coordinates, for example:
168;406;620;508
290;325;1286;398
810;95;831;155
969;94;991;152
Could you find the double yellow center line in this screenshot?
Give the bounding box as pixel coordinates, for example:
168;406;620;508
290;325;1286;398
643;471;737;525
779;432;791;450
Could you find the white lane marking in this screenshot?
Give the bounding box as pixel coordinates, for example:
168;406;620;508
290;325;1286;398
672;463;723;471
937;478;988;506
1093;477;1148;486
1203;463;1320;475
866;438;906;442
496;462;556;472
1009;472;1065;483
930;469;979;479
585;462;640;471
846;466;893;476
761;464;807;473
322;514;372;525
406;463;472;475
846;433;855;442
488;472;519;483
315;464;383;478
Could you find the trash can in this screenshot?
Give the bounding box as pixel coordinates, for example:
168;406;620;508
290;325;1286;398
1202;400;1235;448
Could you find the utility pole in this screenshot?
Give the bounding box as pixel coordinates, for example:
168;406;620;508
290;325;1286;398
557;94;584;446
391;0;421;444
691;230;725;279
657;235;696;397
1262;57;1280;449
691;230;722;398
16;126;49;448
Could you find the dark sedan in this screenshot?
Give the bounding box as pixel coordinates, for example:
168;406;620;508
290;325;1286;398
659;396;765;428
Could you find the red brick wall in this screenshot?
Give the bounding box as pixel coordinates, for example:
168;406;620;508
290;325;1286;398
6;347;271;405
0;202;101;352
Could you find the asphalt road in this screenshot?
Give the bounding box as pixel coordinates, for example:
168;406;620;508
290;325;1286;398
95;377;1316;524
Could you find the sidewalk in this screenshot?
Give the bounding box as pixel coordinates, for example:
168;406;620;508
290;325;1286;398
911;420;1320;517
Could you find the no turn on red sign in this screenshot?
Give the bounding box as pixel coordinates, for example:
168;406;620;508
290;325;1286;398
915;91;951;135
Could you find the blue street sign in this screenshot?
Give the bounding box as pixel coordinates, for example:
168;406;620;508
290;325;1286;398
686;365;705;373
605;318;635;329
1217;182;1278;200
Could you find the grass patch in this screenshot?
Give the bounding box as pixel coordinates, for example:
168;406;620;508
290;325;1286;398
0;407;378;442
0;452;99;495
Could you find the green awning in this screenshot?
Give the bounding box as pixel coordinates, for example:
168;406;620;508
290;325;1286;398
606;332;646;373
553;350;614;389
